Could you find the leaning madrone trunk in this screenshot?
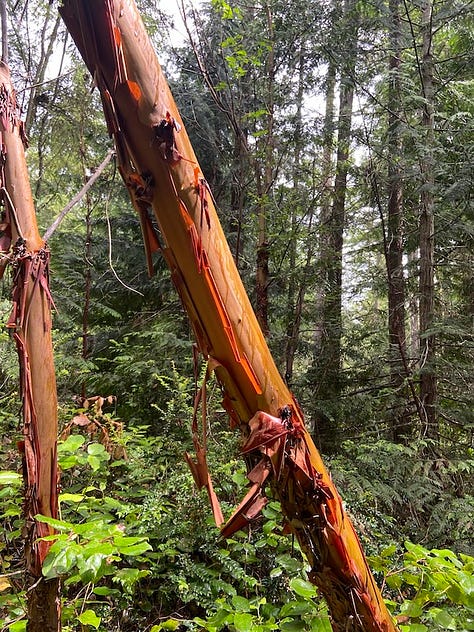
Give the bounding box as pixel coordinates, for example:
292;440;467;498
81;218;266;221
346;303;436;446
0;63;59;631
59;2;398;630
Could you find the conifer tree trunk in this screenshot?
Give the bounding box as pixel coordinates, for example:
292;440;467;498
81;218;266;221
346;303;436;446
284;45;307;385
315;0;358;452
229;134;246;268
254;1;275;337
386;0;410;441
418;0;437;439
0;62;60;632
59;2;398;630
314;55;336;359
312;42;336;450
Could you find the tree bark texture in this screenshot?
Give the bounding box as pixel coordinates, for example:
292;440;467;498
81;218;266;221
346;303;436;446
284;44;309;386
0;62;60;631
254;1;275;338
59;2;398;630
314;0;358;452
313;54;336;360
386;0;410;442
418;0;437;439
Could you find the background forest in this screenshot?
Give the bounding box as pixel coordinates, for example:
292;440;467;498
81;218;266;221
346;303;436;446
0;0;473;630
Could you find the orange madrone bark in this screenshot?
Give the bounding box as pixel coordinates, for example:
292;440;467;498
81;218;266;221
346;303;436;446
0;63;59;630
59;2;398;630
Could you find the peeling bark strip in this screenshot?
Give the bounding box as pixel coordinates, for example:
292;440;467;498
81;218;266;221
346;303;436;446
0;62;60;630
59;3;398;630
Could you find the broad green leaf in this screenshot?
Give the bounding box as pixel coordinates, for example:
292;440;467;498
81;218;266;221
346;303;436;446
208;607;232;627
57;455;79;470
433;609;457;629
404;542;428;560
8;621;27;632
77;552;110;581
459;572;474;595
446;583;462;603
232;612;254;632
0;471;22;486
192;618;214;631
92;586;121;596
263;519;277;535
310;616;332;632
2;507;21;517
59;493;84;503
87;443;108;456
114;535;147;547
116;542;152;556
102;496;128;510
431;549;462;566
232;595;251;612
276;554;302;573
290;577;317;599
59;435;85;452
36;533;64;542
77;609;101;629
280;600;313;617
386;574;403;589
42;546;78;578
73;520;110;537
151;620;181;630
380;544;397;557
428;571;449;591
113;567;150;589
87;455;102;471
35;514;74;531
82;541;115;556
399;600;423;618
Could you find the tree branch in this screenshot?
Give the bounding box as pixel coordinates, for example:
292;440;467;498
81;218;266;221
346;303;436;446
42;148;115;242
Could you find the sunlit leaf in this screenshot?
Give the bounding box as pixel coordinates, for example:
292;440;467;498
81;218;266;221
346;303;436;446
59;435;85;452
8;621;27;632
0;471;22;486
59;493;84;503
77;609;101;629
290;577;317;599
232;612;254;632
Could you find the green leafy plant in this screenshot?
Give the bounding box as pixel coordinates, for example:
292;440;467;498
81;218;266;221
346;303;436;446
0;471;25;632
37;515;151;588
371;542;474;631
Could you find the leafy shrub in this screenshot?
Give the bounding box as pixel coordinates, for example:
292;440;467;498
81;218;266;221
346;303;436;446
372;542;474;631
